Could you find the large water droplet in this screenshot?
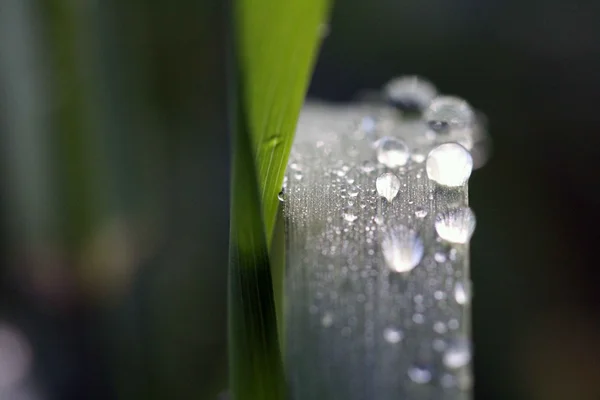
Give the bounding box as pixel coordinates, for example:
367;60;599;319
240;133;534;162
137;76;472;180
435;207;476;244
384;76;437;112
425;96;474;133
383;327;403;343
408;365;432;384
426;143;473;187
443;338;472;369
376;172;400;202
376;137;409;168
454;281;472;305
381;225;424;273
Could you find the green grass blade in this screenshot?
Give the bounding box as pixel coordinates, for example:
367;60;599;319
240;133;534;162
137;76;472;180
229;0;331;399
236;0;331;244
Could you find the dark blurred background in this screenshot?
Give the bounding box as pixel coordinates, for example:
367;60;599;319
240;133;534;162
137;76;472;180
1;0;600;399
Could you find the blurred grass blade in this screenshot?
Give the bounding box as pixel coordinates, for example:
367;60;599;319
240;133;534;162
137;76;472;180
230;0;331;399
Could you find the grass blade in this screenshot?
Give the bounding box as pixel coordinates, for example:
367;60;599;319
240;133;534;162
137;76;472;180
229;0;331;399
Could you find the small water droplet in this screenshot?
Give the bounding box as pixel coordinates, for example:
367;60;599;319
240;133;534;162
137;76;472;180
361;161;376;173
433;338;447;351
278;189;285;202
374;215;384;225
408;365;432;384
413;313;425;324
384;76;437;112
434;251;447;263
321;313;334;327
383;327;403;343
448;319;460;330
434;321;448;334
435;207;476;244
426;143;473;187
376;172;400;202
425;96;474;133
347;187;359;197
381;225;424;273
415;207;428;218
376;137;410;168
443;338;472;369
434;290;446;300
411;152;426;163
294;172;303;181
343;212;358;223
454;281;471;305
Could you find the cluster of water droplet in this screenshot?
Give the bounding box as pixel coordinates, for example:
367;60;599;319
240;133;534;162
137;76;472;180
283;76;487;399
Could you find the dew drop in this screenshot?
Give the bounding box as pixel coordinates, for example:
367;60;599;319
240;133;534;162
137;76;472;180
278;189;285;202
433;321;447;334
411;152;426;163
414;207;428;218
426;143;473;187
376;137;409;168
321;312;334;327
434;251;447;263
454;281;471;305
383;327;403;344
435;207;476;244
443;338;472;369
294;172;303;181
373;215;384;225
343;212;358;223
425;96;474;133
347;187;359;197
384;76;437;112
381;225;424;273
376;172;400;202
408;365;432;384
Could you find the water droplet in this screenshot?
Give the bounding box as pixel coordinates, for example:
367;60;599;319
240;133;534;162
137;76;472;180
278;189;285;202
321;313;334;327
434;290;446;300
373;215;384;225
426;143;473;187
411;151;426;163
347;187;359;197
435;207;476;244
454;281;471;305
434;321;447;334
383;327;403;343
434;251;447;263
415;207;428;218
343;212;358;223
376;172;400;202
408;365;432;384
412;313;425;324
361;161;376;173
376;137;409;168
425;96;474;133
433;338;447;352
443;338;472;369
448;319;460;330
381;226;424;273
384;76;437;112
294;172;303;181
